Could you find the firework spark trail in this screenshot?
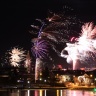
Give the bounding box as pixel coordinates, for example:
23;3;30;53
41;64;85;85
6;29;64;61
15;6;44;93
24;51;32;74
9;47;26;67
38;22;45;38
31;12;82;44
42;15;82;44
61;22;96;70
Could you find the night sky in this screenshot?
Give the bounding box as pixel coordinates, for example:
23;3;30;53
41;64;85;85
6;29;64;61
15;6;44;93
1;0;96;67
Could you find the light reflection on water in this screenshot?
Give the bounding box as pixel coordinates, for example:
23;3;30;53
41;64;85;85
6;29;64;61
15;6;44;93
1;89;96;96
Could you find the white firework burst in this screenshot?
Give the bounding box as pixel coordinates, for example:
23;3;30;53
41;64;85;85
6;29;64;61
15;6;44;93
61;22;96;70
9;47;26;67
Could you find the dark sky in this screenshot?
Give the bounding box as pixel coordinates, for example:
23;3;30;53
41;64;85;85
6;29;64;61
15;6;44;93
1;0;96;67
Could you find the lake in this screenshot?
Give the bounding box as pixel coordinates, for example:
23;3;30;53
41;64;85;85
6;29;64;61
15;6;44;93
0;89;96;96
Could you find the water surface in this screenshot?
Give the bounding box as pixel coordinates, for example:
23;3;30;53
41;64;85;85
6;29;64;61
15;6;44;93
0;89;96;96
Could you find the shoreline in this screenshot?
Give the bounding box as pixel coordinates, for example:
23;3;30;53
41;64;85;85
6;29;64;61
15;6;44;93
0;85;96;91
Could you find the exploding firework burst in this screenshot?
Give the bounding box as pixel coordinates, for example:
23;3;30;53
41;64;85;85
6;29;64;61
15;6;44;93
43;15;82;43
31;39;50;59
9;47;26;67
30;12;82;44
61;22;96;70
30;7;83;80
30;10;82;57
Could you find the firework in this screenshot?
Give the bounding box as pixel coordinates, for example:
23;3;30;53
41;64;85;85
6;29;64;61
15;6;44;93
24;51;32;74
24;51;31;67
31;38;51;81
30;6;82;43
61;22;96;70
35;58;43;81
30;9;82;80
30;12;82;57
31;39;50;59
9;47;26;67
